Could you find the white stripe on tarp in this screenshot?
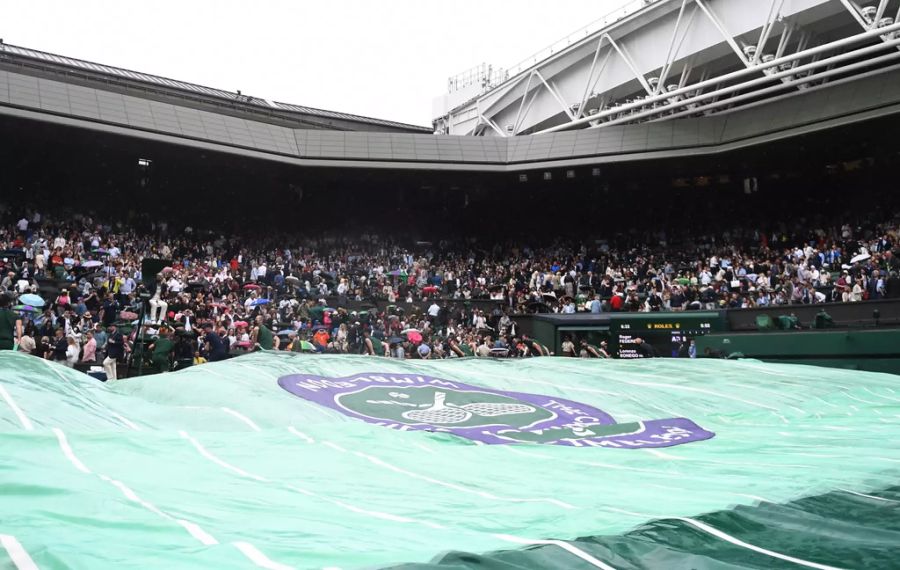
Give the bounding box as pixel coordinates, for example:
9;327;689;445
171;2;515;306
56;432;220;547
863;387;900;402
0;385;34;430
349;448;575;510
39;358;138;430
179;431;269;482
221;407;262;431
838;488;900;504
0;534;39;570
233;541;294;570
99;475;169;519
677;517;846;570
642;448;683;460
110;412;140;431
623;380;779;412
176;520;219;545
52;428;92;474
287;427;314;443
184;430;448;530
605;507;846;570
843;393;880;406
494;534;617;570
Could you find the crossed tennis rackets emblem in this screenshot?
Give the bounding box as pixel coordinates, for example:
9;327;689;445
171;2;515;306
343;386;554;428
387;390;536;424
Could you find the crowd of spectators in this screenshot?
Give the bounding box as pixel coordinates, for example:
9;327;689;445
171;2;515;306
1;201;898;375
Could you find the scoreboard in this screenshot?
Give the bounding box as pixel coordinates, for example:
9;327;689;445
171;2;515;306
611;313;723;358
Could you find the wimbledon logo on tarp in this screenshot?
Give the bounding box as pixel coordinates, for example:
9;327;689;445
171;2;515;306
277;373;714;448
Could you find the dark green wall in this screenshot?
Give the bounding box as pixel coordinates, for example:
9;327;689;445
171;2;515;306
696;329;900;374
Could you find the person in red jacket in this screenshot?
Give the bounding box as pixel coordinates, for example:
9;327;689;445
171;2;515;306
610;293;624;311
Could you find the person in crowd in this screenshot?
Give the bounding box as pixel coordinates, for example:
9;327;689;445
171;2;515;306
0;294;23;350
81;331;97;363
2;200;900;370
148;328;174;374
561;336;576;357
201;323;228;362
51;329;68;363
64;336;79;368
634;337;657;358
252;315;278;351
104;324;125;380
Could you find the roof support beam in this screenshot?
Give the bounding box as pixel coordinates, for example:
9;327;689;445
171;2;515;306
605;34;654;95
575;37;611;120
537;19;900;133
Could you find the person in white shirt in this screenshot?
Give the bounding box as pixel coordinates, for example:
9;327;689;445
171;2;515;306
16;218;28;232
65;337;80;368
121;276;136;295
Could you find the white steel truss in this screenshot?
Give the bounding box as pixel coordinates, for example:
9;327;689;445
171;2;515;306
438;0;900;136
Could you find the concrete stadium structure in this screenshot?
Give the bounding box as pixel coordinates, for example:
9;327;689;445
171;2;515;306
435;0;900;137
2;0;900;172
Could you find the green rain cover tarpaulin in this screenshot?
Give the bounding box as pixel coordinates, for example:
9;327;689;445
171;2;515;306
1;351;899;569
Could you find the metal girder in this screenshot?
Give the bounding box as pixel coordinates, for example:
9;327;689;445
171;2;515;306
512;72;536;133
694;0;750;66
588;33;900;129
752;0;786;64
604;34;654;94
514;89;541;135
438;0;900;136
654;49;900;121
656;0;697;94
535;70;576;120
537;18;900;133
838;0;900;49
694;0;790;86
575;37;611;120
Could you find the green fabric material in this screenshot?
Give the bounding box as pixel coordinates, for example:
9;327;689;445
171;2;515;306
257;326;275;350
152;337;174;358
0;308;18;344
0;352;898;570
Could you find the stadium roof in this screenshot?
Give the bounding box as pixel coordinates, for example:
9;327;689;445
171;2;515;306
0;42;432;133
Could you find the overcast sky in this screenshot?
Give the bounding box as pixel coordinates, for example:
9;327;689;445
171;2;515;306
4;0;626;126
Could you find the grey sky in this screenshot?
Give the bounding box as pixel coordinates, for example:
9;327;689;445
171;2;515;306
3;0;623;126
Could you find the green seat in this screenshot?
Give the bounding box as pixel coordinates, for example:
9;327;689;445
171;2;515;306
777;315;800;330
755;315;774;331
813;311;834;329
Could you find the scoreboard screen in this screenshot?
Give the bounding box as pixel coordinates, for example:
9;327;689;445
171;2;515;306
613;317;715;358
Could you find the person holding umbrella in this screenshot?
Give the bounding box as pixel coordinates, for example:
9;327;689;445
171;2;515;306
0;294;23;351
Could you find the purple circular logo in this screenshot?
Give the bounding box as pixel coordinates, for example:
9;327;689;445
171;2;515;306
278;373;714;448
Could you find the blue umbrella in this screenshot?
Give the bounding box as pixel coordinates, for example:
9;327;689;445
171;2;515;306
250;298;270;306
20;294;45;307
